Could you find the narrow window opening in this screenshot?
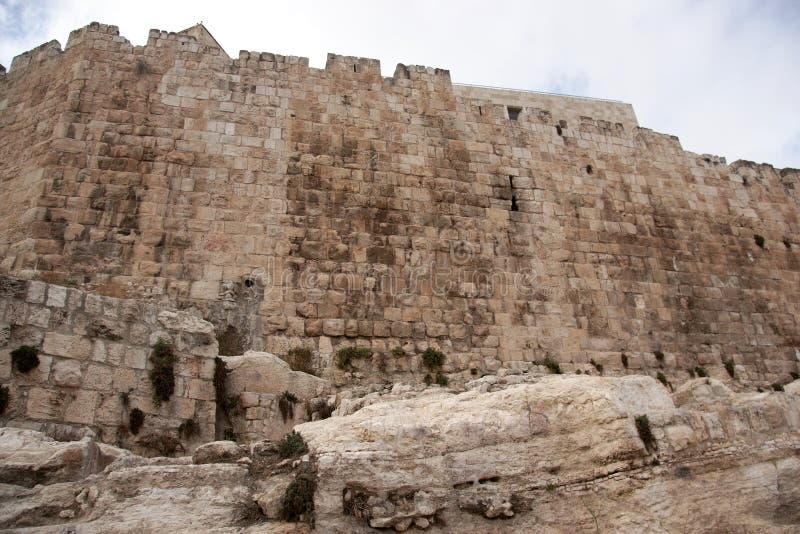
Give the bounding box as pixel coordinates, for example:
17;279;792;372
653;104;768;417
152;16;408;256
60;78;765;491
556;125;563;136
509;175;518;211
586;164;593;175
478;106;482;116
507;106;521;121
353;64;358;73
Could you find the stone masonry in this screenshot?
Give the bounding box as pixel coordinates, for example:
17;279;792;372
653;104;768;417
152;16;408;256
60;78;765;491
0;276;217;454
1;22;799;391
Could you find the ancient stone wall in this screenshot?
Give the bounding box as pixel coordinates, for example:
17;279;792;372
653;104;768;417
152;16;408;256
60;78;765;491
1;22;799;390
0;276;217;454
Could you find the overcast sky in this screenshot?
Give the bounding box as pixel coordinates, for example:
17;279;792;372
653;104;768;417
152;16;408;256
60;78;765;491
1;0;798;168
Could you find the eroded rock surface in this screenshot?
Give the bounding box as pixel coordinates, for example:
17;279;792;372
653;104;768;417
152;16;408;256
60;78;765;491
297;374;800;532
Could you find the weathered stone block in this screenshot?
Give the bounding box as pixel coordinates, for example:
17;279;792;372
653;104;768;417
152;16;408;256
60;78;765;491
42;333;93;360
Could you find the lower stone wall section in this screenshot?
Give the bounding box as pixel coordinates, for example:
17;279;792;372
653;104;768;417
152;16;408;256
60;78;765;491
0;276;217;455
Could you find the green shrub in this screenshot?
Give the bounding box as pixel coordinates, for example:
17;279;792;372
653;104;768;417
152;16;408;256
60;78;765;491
11;345;40;373
621;353;629;368
790;371;799;381
656;372;670;389
278;430;308;459
149;339;176;406
783;237;792;250
0;385;9;415
590;359;604;374
694;366;708;378
653;350;665;363
118;388;132;408
545;482;556;492
421;348;446;370
635;415;656;451
754;234;765;248
335;347;372;370
281;472;315;522
435;371;449;387
286;347;314;375
129;408;145;435
391;346;406;357
279;391;298;423
178;418;199;439
543;358;561;374
723;359;735;378
772;383;784;392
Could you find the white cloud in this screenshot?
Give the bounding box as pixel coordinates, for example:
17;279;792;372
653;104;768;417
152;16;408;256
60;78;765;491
1;0;798;167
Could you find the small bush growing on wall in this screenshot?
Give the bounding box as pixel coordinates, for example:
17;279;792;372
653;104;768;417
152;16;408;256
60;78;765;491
391;346;406;357
543;358;561;374
421;348;446;370
129;408;145;435
656;372;671;390
621;353;629;368
278;391;298;423
590;359;604;374
286;347;314;375
723;359;735;378
11;345;39;373
335;347;372;370
694;366;708;378
635;415;657;451
149;339;176;406
435;371;449;387
653;350;665;363
278;430;308;459
772;383;784;392
178;418;200;439
0;385;9;415
754;234;765;248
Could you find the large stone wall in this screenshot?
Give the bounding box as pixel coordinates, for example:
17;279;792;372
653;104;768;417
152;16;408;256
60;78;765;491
1;22;799;391
0;276;217;454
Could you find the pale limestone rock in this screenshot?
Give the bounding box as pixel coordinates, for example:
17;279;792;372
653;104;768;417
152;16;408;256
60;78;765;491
297;374;800;532
254;472;294;519
785;379;800;395
192;440;246;464
0;427;124;487
51;358;82;387
222;351;329;399
157;310;215;336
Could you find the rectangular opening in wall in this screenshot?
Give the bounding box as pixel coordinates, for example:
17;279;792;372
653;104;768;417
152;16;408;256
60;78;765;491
507;106;521;121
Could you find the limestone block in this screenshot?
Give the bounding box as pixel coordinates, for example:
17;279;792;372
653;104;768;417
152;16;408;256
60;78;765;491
83;364;114;390
323;319;344;336
123;347;148;369
42;332;92;360
64;390;97;425
52;359;82;387
26;281;46;304
46;286;67;308
26;388;65;420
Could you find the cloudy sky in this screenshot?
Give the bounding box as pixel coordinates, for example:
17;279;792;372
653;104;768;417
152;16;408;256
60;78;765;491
1;0;798;167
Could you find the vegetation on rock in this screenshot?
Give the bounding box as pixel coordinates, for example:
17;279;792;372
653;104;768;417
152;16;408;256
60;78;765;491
149;338;176;406
335;347;372;370
278;430;308;459
11;345;39;373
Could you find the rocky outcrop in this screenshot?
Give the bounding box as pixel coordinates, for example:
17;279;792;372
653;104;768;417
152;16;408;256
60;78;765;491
297;374;800;532
222;351;331;441
0;427;310;532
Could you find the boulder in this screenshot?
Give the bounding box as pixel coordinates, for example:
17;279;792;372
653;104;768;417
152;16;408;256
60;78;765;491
0;427;127;487
222;351;330;399
192;440;246;465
